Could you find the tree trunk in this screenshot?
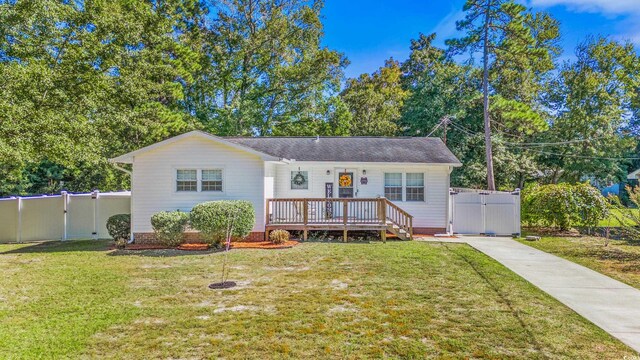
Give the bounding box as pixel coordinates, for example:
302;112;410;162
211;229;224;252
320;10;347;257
482;2;496;191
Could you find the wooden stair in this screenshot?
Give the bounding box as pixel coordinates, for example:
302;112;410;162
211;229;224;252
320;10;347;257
382;200;413;241
386;221;411;240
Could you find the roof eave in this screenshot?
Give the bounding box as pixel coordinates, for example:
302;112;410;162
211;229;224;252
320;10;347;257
108;130;281;163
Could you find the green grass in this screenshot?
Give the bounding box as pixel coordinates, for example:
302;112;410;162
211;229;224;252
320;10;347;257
0;240;635;359
518;236;640;290
598;208;640;227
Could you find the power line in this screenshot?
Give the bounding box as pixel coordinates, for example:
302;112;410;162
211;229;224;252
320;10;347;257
446;118;639;160
425;118;445;137
504;136;609;147
449;118;617;147
518;148;640;160
426;116;456;138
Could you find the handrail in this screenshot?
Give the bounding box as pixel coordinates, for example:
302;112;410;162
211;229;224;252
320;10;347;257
384;199;413;220
266;197;413;240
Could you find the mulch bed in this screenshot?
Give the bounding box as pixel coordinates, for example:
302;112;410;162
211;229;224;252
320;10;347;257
230;240;299;249
177;243;210;251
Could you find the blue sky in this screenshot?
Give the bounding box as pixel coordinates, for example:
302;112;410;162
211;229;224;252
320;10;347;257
320;0;640;78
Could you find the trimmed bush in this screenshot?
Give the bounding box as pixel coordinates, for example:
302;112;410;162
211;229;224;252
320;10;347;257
106;214;130;248
151;211;189;247
189;200;255;246
522;183;608;230
269;229;290;244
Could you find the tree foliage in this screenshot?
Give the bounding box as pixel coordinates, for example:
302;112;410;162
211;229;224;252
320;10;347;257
188;0;347;136
0;0;638;195
340;59;408;136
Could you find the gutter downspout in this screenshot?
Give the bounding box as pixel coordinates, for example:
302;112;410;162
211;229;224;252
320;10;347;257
110;160;134;243
111;161;132;176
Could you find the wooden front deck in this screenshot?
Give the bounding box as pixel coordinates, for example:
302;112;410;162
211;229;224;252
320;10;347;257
265;198;413;241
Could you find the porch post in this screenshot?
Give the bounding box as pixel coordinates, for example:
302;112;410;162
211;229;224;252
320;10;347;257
303;200;308;241
343;200;348;242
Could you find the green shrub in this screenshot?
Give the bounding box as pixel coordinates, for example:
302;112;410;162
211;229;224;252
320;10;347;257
106;214;130;246
269;229;290;244
151;211;189;247
189;200;255;246
609;185;640;240
522;183;608;230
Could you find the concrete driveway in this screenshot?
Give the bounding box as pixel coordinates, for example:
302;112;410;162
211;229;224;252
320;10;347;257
422;236;640;353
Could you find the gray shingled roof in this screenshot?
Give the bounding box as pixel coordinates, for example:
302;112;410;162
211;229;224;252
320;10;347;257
225;136;461;165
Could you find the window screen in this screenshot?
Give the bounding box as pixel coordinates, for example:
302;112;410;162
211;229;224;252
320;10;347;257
176;170;197;192
384;173;402;200
406;173;424;201
202;169;223;191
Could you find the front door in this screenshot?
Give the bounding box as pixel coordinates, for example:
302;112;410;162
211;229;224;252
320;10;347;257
337;170;356;198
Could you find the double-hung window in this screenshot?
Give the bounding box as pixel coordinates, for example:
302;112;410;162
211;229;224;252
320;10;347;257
406;173;425;201
176;170;197;192
202;169;223;191
384;173;403;201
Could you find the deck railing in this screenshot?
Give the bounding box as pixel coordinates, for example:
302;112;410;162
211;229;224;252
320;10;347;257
266;197;413;240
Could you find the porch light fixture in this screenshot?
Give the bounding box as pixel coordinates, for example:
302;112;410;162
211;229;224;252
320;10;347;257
326;170;330;175
362;170;366;175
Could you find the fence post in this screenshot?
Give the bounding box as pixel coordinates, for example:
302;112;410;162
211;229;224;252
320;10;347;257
92;190;99;240
16;197;22;243
61;191;68;241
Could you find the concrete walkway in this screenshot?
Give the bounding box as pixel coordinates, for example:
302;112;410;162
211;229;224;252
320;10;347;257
421;236;640;353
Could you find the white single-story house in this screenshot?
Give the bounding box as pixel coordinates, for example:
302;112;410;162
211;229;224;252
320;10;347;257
110;130;462;242
628;168;640;181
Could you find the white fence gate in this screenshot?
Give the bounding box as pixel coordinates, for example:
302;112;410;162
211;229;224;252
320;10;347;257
0;191;130;243
450;188;521;236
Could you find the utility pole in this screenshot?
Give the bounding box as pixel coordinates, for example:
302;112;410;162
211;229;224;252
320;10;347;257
442;116;449;145
442;118;449;145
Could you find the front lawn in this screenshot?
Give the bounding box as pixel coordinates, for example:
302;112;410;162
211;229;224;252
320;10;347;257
518;236;640;290
0;240;635;359
598;208;640;227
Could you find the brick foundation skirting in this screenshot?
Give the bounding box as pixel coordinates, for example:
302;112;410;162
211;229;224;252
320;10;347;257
134;231;265;244
412;227;446;235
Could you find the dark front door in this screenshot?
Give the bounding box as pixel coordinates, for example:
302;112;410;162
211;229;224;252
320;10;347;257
338;172;354;198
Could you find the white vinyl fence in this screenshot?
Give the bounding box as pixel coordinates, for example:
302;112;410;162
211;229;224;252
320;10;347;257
0;191;130;243
450;188;521;236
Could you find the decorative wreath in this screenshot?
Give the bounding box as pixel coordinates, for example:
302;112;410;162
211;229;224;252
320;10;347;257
292;172;307;186
339;174;352;187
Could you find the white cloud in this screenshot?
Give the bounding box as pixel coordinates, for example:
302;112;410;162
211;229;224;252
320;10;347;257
528;0;640;15
431;8;465;42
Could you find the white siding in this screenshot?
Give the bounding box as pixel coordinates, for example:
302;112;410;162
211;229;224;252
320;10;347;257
131;137;266;233
273;162;451;228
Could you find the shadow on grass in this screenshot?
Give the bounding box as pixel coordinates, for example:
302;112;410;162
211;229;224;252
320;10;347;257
0;239;224;257
107;248;224;257
301;238;387;245
573;247;640;263
0;239;111;254
443;242;547;357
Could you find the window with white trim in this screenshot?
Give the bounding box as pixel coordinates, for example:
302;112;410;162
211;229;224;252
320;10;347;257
384;173;403;200
202;169;223;191
176;169;197;192
406;173;425;201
